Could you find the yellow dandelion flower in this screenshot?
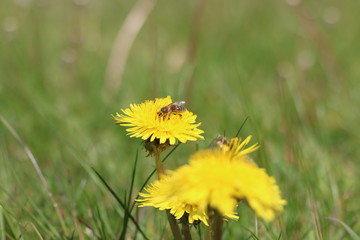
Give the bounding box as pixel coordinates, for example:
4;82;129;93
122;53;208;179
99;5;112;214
137;139;286;225
137;174;210;225
113;96;204;145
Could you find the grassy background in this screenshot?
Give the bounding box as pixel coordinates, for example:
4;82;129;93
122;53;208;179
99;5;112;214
1;0;360;239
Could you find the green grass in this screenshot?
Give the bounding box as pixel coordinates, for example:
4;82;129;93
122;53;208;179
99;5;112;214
1;0;360;239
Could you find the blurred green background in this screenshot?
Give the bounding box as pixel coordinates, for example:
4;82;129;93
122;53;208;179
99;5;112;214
1;0;360;239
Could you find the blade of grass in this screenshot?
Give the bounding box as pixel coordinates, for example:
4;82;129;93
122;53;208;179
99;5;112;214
68;230;75;240
119;191;128;240
32;109;138;237
120;151;139;240
128;150;139;208
327;217;360;240
2;210;17;240
263;222;281;239
77;197;100;239
132;208;139;240
196;224;202;239
36;111;136;220
238;225;259;240
1;169;62;238
96;205;107;240
1;205;27;239
91;168;148;240
97;204;114;237
72;214;85;240
18;110;133;238
0;115;68;235
29;222;45;240
0;205;5;240
3;233;16;240
235;116;249;137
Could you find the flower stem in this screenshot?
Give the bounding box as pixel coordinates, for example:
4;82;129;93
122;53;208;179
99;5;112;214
166;210;183;240
154;152;182;240
206;209;223;240
205;209;214;240
213;211;223;240
206;219;213;240
155;152;165;179
181;214;193;240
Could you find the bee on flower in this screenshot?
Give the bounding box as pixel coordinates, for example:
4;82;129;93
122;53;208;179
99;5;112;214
113;96;204;156
157;101;187;119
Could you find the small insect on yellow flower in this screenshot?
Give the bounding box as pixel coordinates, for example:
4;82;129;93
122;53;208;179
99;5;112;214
113;96;204;146
137;136;286;225
211;135;260;161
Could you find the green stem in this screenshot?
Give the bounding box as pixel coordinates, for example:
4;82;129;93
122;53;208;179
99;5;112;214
166;210;183;240
205;213;213;240
181;215;193;240
155;152;165;179
213;212;223;240
206;209;224;240
205;207;214;240
154;153;182;240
